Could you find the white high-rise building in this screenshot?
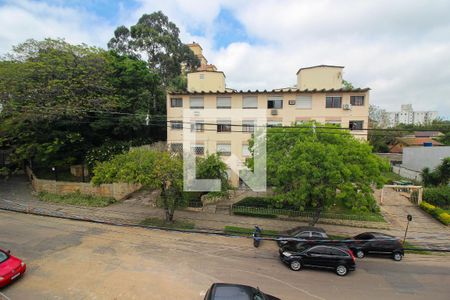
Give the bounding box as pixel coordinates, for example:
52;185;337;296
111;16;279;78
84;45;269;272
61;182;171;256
387;104;437;127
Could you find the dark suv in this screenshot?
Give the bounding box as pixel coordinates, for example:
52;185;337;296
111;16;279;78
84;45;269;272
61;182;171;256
204;283;280;300
279;244;356;276
348;232;404;261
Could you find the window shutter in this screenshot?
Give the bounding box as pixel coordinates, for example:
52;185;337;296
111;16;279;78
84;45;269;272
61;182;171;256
296;95;312;109
243;96;258;108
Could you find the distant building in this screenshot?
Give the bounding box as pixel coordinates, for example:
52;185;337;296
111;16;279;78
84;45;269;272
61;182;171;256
387;104;437;127
389;136;444;153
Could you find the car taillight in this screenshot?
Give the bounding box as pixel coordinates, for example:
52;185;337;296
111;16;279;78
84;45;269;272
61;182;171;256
348;250;355;262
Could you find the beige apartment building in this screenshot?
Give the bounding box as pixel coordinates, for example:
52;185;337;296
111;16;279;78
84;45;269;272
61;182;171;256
167;44;370;186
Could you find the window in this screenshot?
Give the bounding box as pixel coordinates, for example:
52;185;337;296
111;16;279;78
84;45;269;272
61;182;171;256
170;121;183;130
170;143;183;153
325;96;342;108
216;96;231;109
191;121;204;132
191;144;204;155
296;232;311;238
267;121;282;127
355;233;373;240
268;97;283;109
170;98;183;107
308;246;328;255
190;96;204;109
242;144;250;157
350;96;365;106
296;95;312;109
243;96;258;109
349;120;364;130
199;74;204;79
242;120;255;133
217;143;231;156
311;232;324;238
217;120;231;132
330;248;348;257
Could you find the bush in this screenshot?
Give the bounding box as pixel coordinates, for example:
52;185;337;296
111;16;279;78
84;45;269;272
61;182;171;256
233;211;277;219
420;201;450;225
38;191;116;207
423;186;450;208
234;197;274;208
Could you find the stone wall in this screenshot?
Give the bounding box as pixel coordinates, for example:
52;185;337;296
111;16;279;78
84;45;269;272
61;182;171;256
392;165;422;182
26;167;141;200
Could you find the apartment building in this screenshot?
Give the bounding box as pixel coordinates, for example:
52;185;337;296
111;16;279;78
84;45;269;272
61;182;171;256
167;45;370;186
387;104;438;127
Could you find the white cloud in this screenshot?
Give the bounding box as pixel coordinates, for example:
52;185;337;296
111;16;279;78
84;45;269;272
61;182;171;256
0;0;449;117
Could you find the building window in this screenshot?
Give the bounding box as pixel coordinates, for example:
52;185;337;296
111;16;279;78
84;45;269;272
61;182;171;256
171;98;183;107
242;120;255;133
170;143;183;153
242;144;251;157
268;97;283;109
190;96;204;109
217;143;231;156
349;120;364;130
296;95;312;109
191;121;204;132
217;96;231;109
191;144;205;155
170;120;183;130
325;96;342;108
199;74;205;79
243;96;258;109
267;121;282;127
350;96;364;106
217;120;231;132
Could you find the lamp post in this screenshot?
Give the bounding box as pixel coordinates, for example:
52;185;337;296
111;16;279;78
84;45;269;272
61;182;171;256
403;214;412;244
51;167;58;181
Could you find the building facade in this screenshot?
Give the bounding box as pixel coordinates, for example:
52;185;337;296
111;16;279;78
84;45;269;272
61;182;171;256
387;104;438;127
168;46;370;186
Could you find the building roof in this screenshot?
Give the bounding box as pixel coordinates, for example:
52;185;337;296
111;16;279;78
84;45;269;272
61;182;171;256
296;65;345;75
395;137;444;147
414;131;443;138
168;87;370;95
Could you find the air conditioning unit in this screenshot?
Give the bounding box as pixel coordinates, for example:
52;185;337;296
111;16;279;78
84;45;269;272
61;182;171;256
288;100;296;105
343;104;352;110
271;109;278;115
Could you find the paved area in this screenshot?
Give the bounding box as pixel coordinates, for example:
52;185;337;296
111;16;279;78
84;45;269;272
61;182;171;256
0;176;449;249
1;211;450;300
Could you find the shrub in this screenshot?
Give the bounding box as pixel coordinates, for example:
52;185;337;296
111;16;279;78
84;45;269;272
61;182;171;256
419;201;449;225
423;186;450;208
233;211;277;219
234;197;273;208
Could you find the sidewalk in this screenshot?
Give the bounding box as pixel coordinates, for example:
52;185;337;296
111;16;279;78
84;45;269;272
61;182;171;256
0;176;449;250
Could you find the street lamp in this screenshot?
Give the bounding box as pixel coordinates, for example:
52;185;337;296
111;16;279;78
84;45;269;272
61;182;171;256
403;214;413;244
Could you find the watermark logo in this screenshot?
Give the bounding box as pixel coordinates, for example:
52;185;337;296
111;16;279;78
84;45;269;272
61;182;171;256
182;109;267;192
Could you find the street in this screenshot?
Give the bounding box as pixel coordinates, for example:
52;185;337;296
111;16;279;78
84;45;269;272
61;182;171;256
0;210;449;300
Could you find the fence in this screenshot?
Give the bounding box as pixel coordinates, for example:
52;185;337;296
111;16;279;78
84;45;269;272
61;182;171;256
231;206;385;222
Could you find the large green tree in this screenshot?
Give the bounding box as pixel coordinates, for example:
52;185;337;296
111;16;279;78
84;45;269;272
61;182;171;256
108;11;200;87
248;123;389;225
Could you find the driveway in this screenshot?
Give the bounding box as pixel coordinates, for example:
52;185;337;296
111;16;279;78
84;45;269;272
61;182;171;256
1;210;450;300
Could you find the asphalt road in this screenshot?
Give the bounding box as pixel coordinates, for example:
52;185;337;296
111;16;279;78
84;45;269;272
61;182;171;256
0;210;449;300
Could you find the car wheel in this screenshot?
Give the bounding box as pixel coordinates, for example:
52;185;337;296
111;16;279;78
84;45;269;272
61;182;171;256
393;252;403;261
289;260;302;271
336;265;348;276
355;250;365;259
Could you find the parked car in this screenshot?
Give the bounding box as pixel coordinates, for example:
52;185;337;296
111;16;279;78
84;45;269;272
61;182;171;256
204;283;280;300
279;244;355;276
0;248;27;288
276;226;329;247
348;232;404;261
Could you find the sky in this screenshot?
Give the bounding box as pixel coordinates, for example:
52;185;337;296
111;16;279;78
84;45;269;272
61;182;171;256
1;0;449;118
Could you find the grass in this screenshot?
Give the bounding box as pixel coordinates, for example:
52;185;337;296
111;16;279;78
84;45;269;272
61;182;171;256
403;241;432;255
140;217;195;230
224;226;279;236
38;191;116;207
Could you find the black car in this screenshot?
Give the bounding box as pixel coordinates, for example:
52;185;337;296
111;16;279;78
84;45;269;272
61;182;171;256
348;232;404;261
276;226;329;247
204;283;280;300
279;244;356;276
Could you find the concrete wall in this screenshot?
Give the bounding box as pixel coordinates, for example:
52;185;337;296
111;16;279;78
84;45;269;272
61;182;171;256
26;167;141;200
392;165;422;182
402;146;450;172
297;66;343;90
187;71;225;92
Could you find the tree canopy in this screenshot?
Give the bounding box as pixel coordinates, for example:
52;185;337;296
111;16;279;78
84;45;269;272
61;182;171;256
248;123;389;225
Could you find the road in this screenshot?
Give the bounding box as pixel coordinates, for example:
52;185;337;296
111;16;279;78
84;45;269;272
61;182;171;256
0;210;449;300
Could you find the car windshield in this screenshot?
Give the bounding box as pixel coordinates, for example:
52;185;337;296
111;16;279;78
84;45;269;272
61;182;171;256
0;251;9;263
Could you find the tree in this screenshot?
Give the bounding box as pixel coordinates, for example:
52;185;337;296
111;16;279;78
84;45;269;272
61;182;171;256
248;123;388;225
422;157;450;187
342;80;354;90
196;153;230;192
108;11;200;86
